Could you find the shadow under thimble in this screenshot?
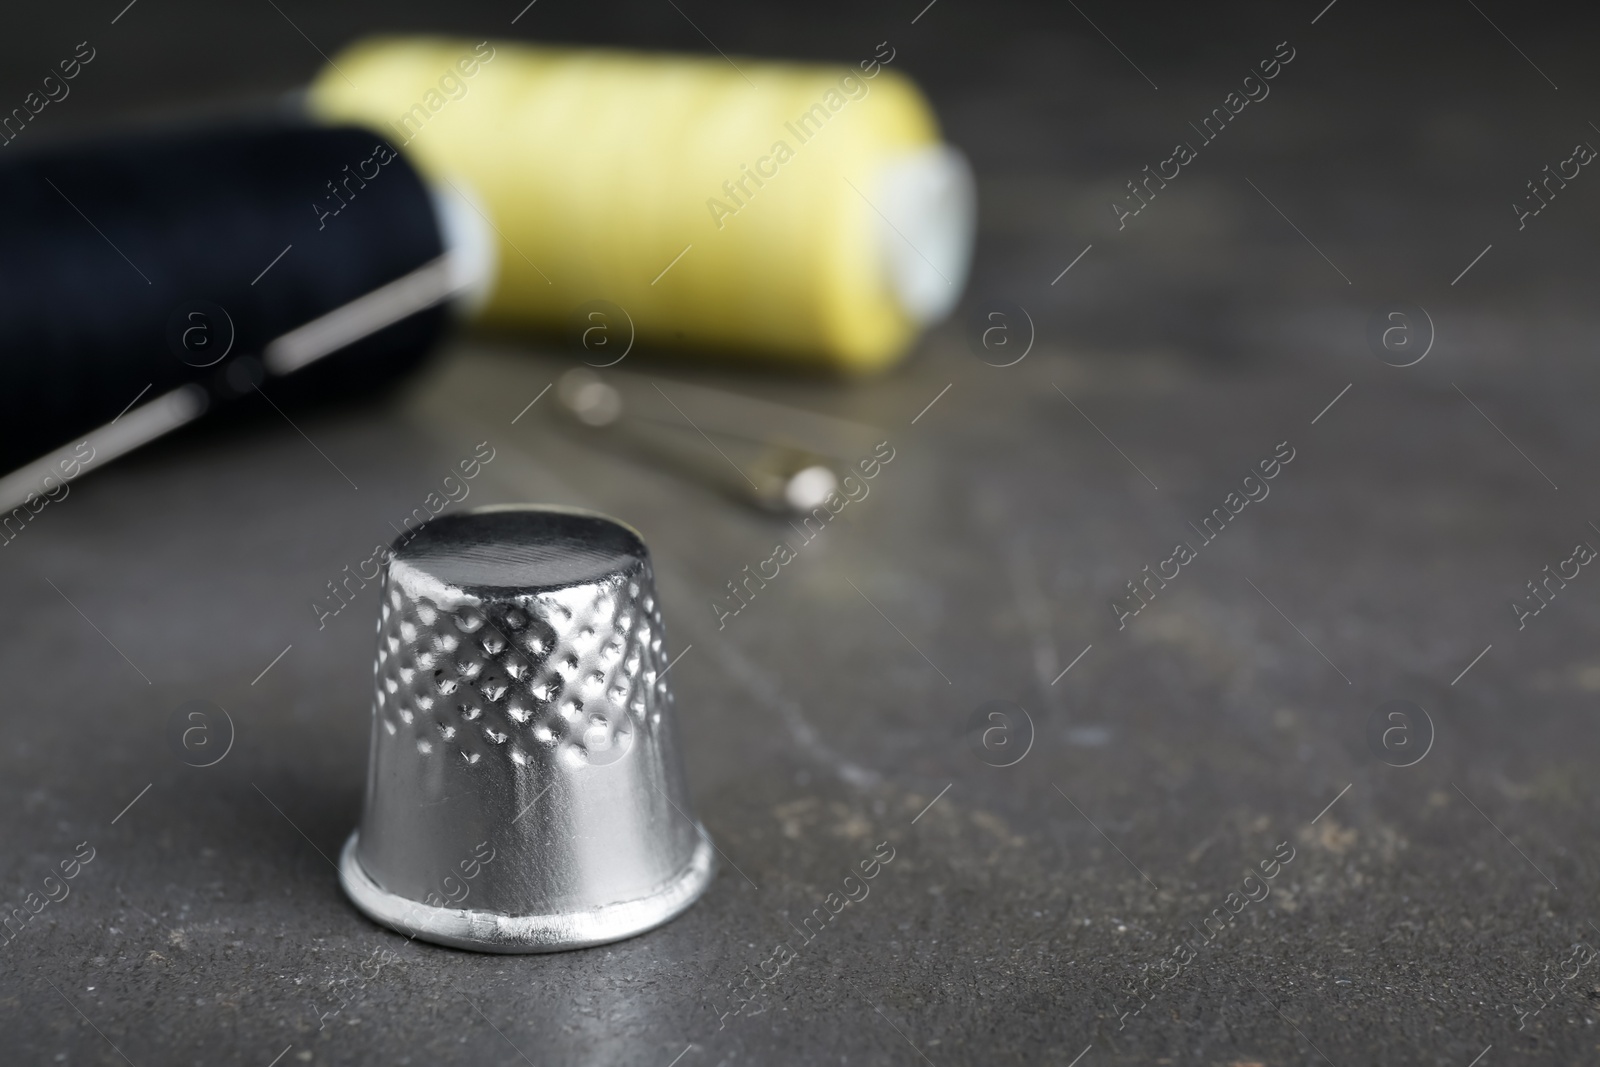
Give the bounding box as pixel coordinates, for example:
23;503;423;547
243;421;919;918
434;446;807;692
339;505;715;952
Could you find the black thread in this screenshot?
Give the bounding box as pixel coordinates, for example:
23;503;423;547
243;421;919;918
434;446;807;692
0;120;451;467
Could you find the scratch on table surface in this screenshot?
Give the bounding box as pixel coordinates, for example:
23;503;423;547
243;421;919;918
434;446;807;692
705;637;882;789
1001;532;1066;699
970;490;1067;709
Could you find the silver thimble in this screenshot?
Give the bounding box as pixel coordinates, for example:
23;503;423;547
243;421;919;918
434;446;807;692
339;505;715;952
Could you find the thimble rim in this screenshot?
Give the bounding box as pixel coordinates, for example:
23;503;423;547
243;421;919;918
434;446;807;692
391;504;651;595
456;503;644;542
338;829;716;953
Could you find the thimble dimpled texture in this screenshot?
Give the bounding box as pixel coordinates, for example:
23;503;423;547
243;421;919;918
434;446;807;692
373;560;664;771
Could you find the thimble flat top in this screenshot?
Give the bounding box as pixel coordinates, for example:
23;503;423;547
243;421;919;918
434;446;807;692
340;504;715;953
394;507;647;592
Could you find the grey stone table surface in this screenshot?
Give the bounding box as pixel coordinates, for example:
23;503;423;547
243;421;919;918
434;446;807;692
6;1;1600;1064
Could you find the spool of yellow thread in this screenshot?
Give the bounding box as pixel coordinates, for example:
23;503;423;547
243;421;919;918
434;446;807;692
308;37;974;372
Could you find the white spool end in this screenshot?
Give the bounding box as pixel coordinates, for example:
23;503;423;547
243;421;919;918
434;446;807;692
428;177;499;318
874;144;976;326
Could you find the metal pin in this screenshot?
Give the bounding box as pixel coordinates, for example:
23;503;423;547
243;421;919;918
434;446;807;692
0;385;208;515
554;369;847;514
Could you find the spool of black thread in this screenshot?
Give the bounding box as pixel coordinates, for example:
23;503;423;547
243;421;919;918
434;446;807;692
0;121;461;471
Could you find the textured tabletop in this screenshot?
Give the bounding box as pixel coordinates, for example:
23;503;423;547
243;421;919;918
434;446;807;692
5;1;1600;1064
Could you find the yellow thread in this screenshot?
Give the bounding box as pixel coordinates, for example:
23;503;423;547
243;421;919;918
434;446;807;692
309;37;955;371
